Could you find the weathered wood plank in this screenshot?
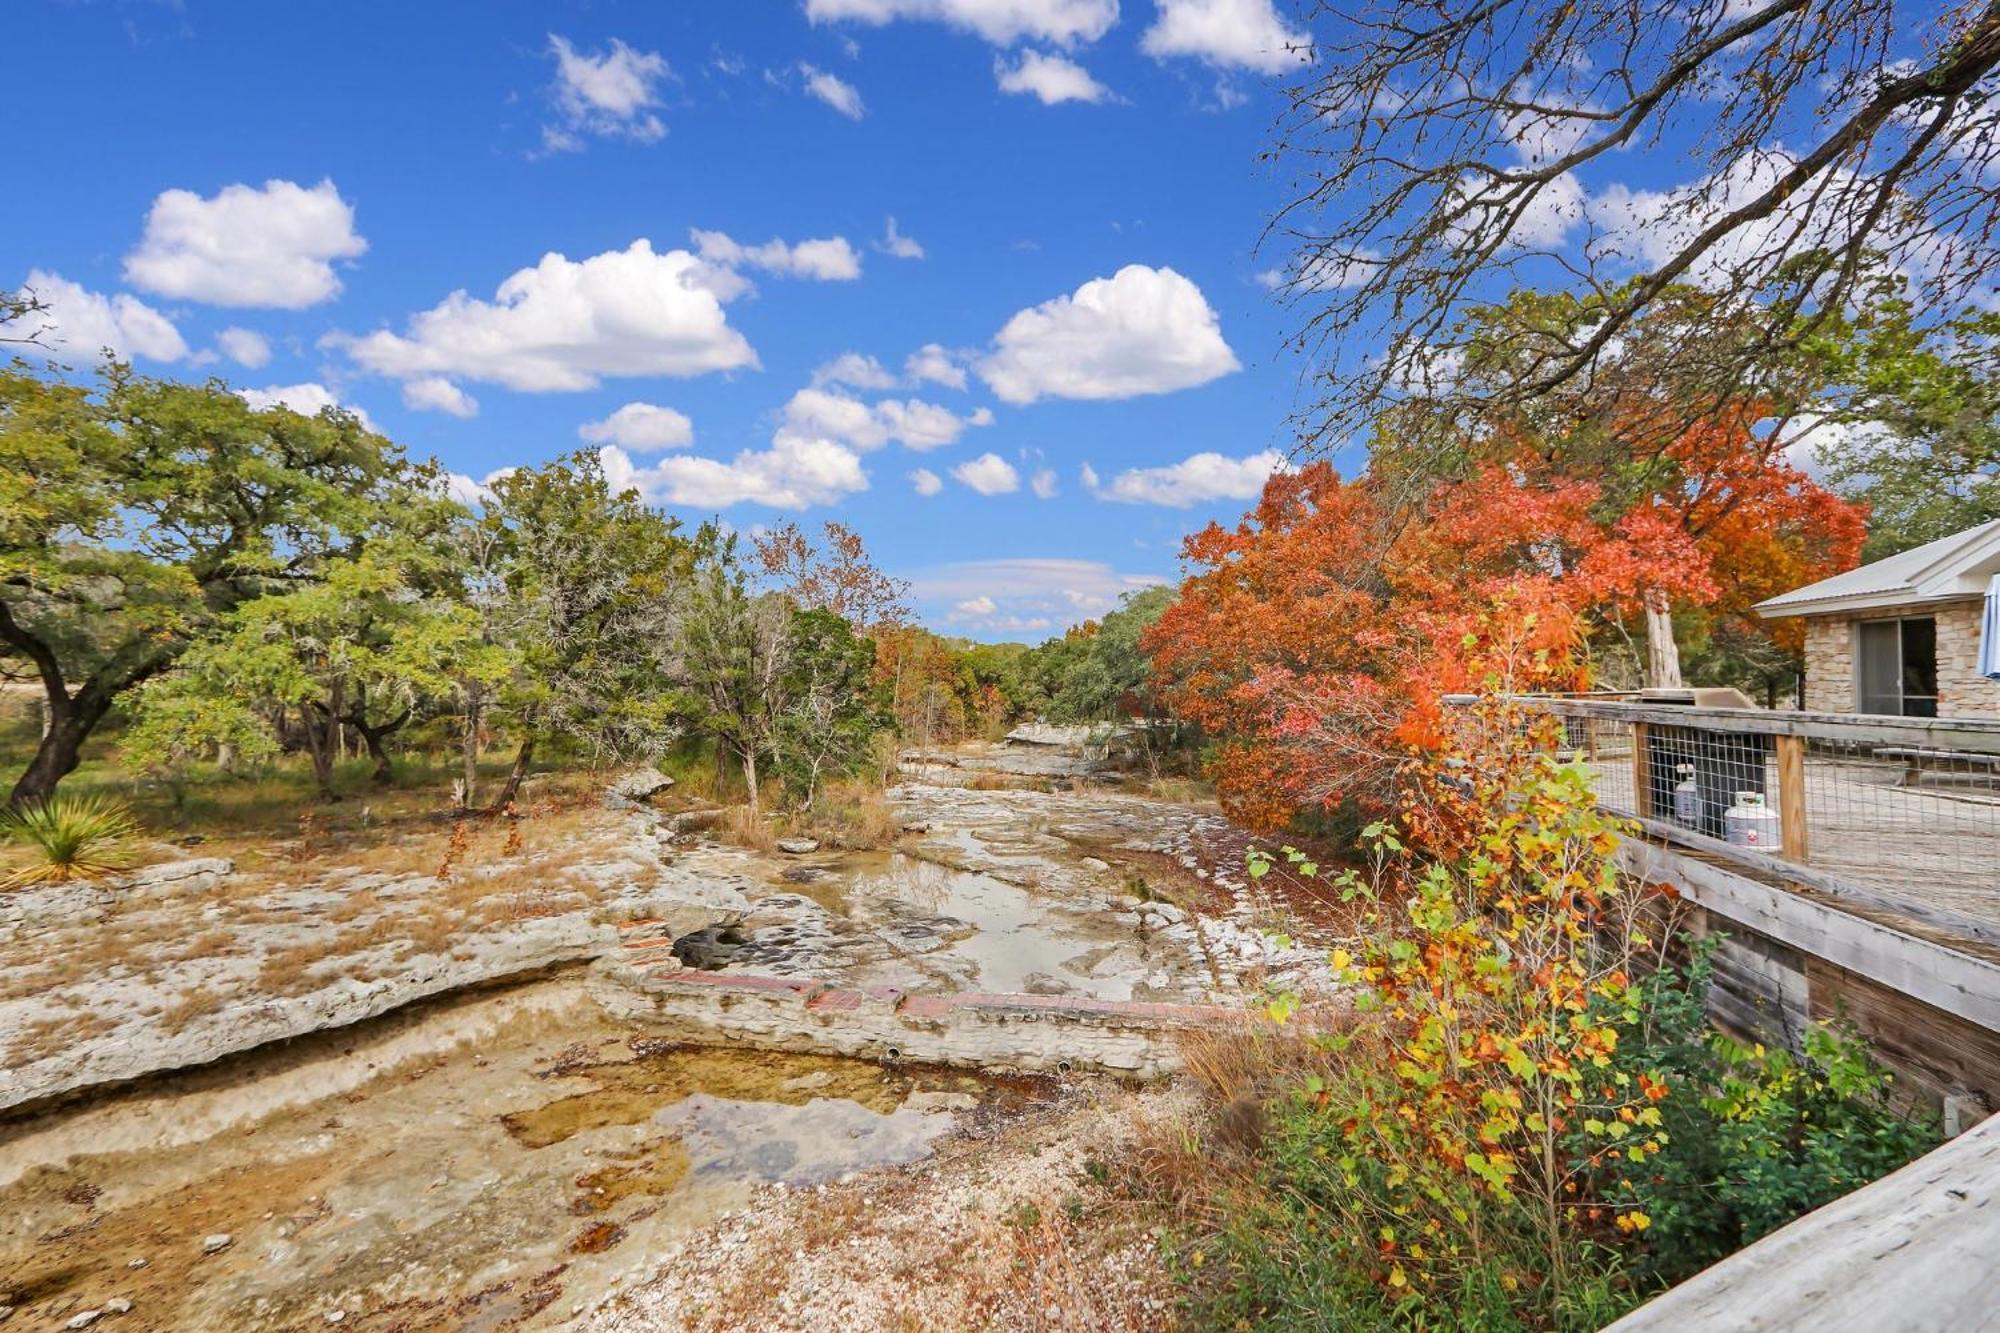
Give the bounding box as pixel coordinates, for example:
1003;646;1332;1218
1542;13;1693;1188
1776;733;1809;861
1617;841;2000;1033
1631;722;1653;821
1605;1112;2000;1332
1625;816;2000;949
1807;958;2000;1109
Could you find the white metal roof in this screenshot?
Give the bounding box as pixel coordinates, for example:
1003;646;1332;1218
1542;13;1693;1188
1756;519;2000;620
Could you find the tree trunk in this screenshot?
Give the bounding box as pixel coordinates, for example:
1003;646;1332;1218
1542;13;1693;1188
1644;592;1683;690
460;700;481;808
301;705;339;802
7;711;89;808
493;737;535;810
740;745;760;818
352;720;398;786
1;620;166;808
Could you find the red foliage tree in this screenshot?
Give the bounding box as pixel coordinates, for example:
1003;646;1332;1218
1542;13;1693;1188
1146;407;1868;828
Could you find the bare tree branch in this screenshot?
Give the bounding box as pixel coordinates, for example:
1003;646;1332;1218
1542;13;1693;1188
1271;0;2000;450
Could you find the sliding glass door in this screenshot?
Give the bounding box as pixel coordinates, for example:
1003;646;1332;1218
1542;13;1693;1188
1856;617;1939;717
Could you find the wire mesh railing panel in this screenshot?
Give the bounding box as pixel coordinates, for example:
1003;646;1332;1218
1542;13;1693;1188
1798;740;2000;925
1479;697;2000;940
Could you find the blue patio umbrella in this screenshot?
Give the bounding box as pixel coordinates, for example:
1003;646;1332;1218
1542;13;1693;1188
1983;573;2000;681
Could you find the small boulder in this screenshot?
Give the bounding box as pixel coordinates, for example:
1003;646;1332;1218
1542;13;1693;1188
66;1313;102;1330
122;857;234;898
775;837;820;856
904;1090;980;1113
201;1233;233;1254
900;821;931;835
607;767;677;804
103;1300;133;1316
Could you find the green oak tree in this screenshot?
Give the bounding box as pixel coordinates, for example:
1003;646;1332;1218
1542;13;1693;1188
1;364;416;806
478;452;698;808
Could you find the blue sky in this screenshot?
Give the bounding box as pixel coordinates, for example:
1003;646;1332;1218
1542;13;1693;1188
15;2;1930;640
7;0;1338;641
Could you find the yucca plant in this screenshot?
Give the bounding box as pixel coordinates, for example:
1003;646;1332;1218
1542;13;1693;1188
0;793;141;889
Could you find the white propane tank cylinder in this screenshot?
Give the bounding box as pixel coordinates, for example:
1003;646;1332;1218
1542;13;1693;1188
1672;764;1702;826
1723;791;1780;848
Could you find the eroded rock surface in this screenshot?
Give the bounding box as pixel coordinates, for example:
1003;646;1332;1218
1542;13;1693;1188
0;808;747;1115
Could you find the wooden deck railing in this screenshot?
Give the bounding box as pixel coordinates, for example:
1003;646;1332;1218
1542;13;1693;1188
1465;696;2000;948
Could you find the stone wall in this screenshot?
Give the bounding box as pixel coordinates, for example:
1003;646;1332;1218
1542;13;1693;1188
1800;598;2000;719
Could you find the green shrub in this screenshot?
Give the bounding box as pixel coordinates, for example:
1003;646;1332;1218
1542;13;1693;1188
1189;941;1942;1331
0;793;141;888
1602;945;1940;1285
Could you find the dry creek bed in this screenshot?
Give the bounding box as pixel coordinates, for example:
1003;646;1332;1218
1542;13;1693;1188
0;742;1348;1329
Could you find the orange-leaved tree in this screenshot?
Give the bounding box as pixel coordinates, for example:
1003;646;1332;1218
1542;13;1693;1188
1146;462;1602;829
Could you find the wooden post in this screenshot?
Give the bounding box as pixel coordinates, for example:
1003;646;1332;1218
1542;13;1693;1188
1631;721;1652;819
1777;733;1809;862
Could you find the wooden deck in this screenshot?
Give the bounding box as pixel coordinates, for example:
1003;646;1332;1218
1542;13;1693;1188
1606;1111;2000;1332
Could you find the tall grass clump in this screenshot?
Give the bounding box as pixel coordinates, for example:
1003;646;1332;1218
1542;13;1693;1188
1;793;142;888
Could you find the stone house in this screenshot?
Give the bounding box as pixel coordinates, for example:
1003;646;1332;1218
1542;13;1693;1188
1756;519;2000;719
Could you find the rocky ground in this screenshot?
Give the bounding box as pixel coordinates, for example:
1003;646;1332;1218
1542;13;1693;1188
0;779;750;1115
590;1079;1190;1333
0;738;1349;1330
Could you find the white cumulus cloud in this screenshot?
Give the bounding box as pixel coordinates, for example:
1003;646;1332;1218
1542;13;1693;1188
690;228;862;284
783;386;989;452
812;352;900;390
545;35;670;149
804;0;1117;47
905;342;968;389
402;376;479;417
124;179;366;309
215;327;271;368
995;50;1113;104
910;467;944;496
16;270;186;363
578;401;695;450
598;431;869;510
1084;448;1285;507
877;216;925;259
1141;0;1310;74
978;264;1239;404
237;382;376;431
333;239;757;392
446;466;517;507
951;451;1020;494
801;64;867;118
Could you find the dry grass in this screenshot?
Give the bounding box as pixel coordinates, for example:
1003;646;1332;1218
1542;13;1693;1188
718;805;778;853
1116;1016;1348;1236
1134;776;1216;807
158;986;228;1033
793;778;900;850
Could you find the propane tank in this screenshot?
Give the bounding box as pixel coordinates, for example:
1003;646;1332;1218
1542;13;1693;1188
1672;763;1702;827
1723;791;1780;848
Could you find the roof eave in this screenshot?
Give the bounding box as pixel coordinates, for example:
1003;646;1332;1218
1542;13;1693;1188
1756;587;1979;620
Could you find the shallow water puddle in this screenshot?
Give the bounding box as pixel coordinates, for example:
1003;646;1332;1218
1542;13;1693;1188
0;982;1017;1331
840;852;1109;994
